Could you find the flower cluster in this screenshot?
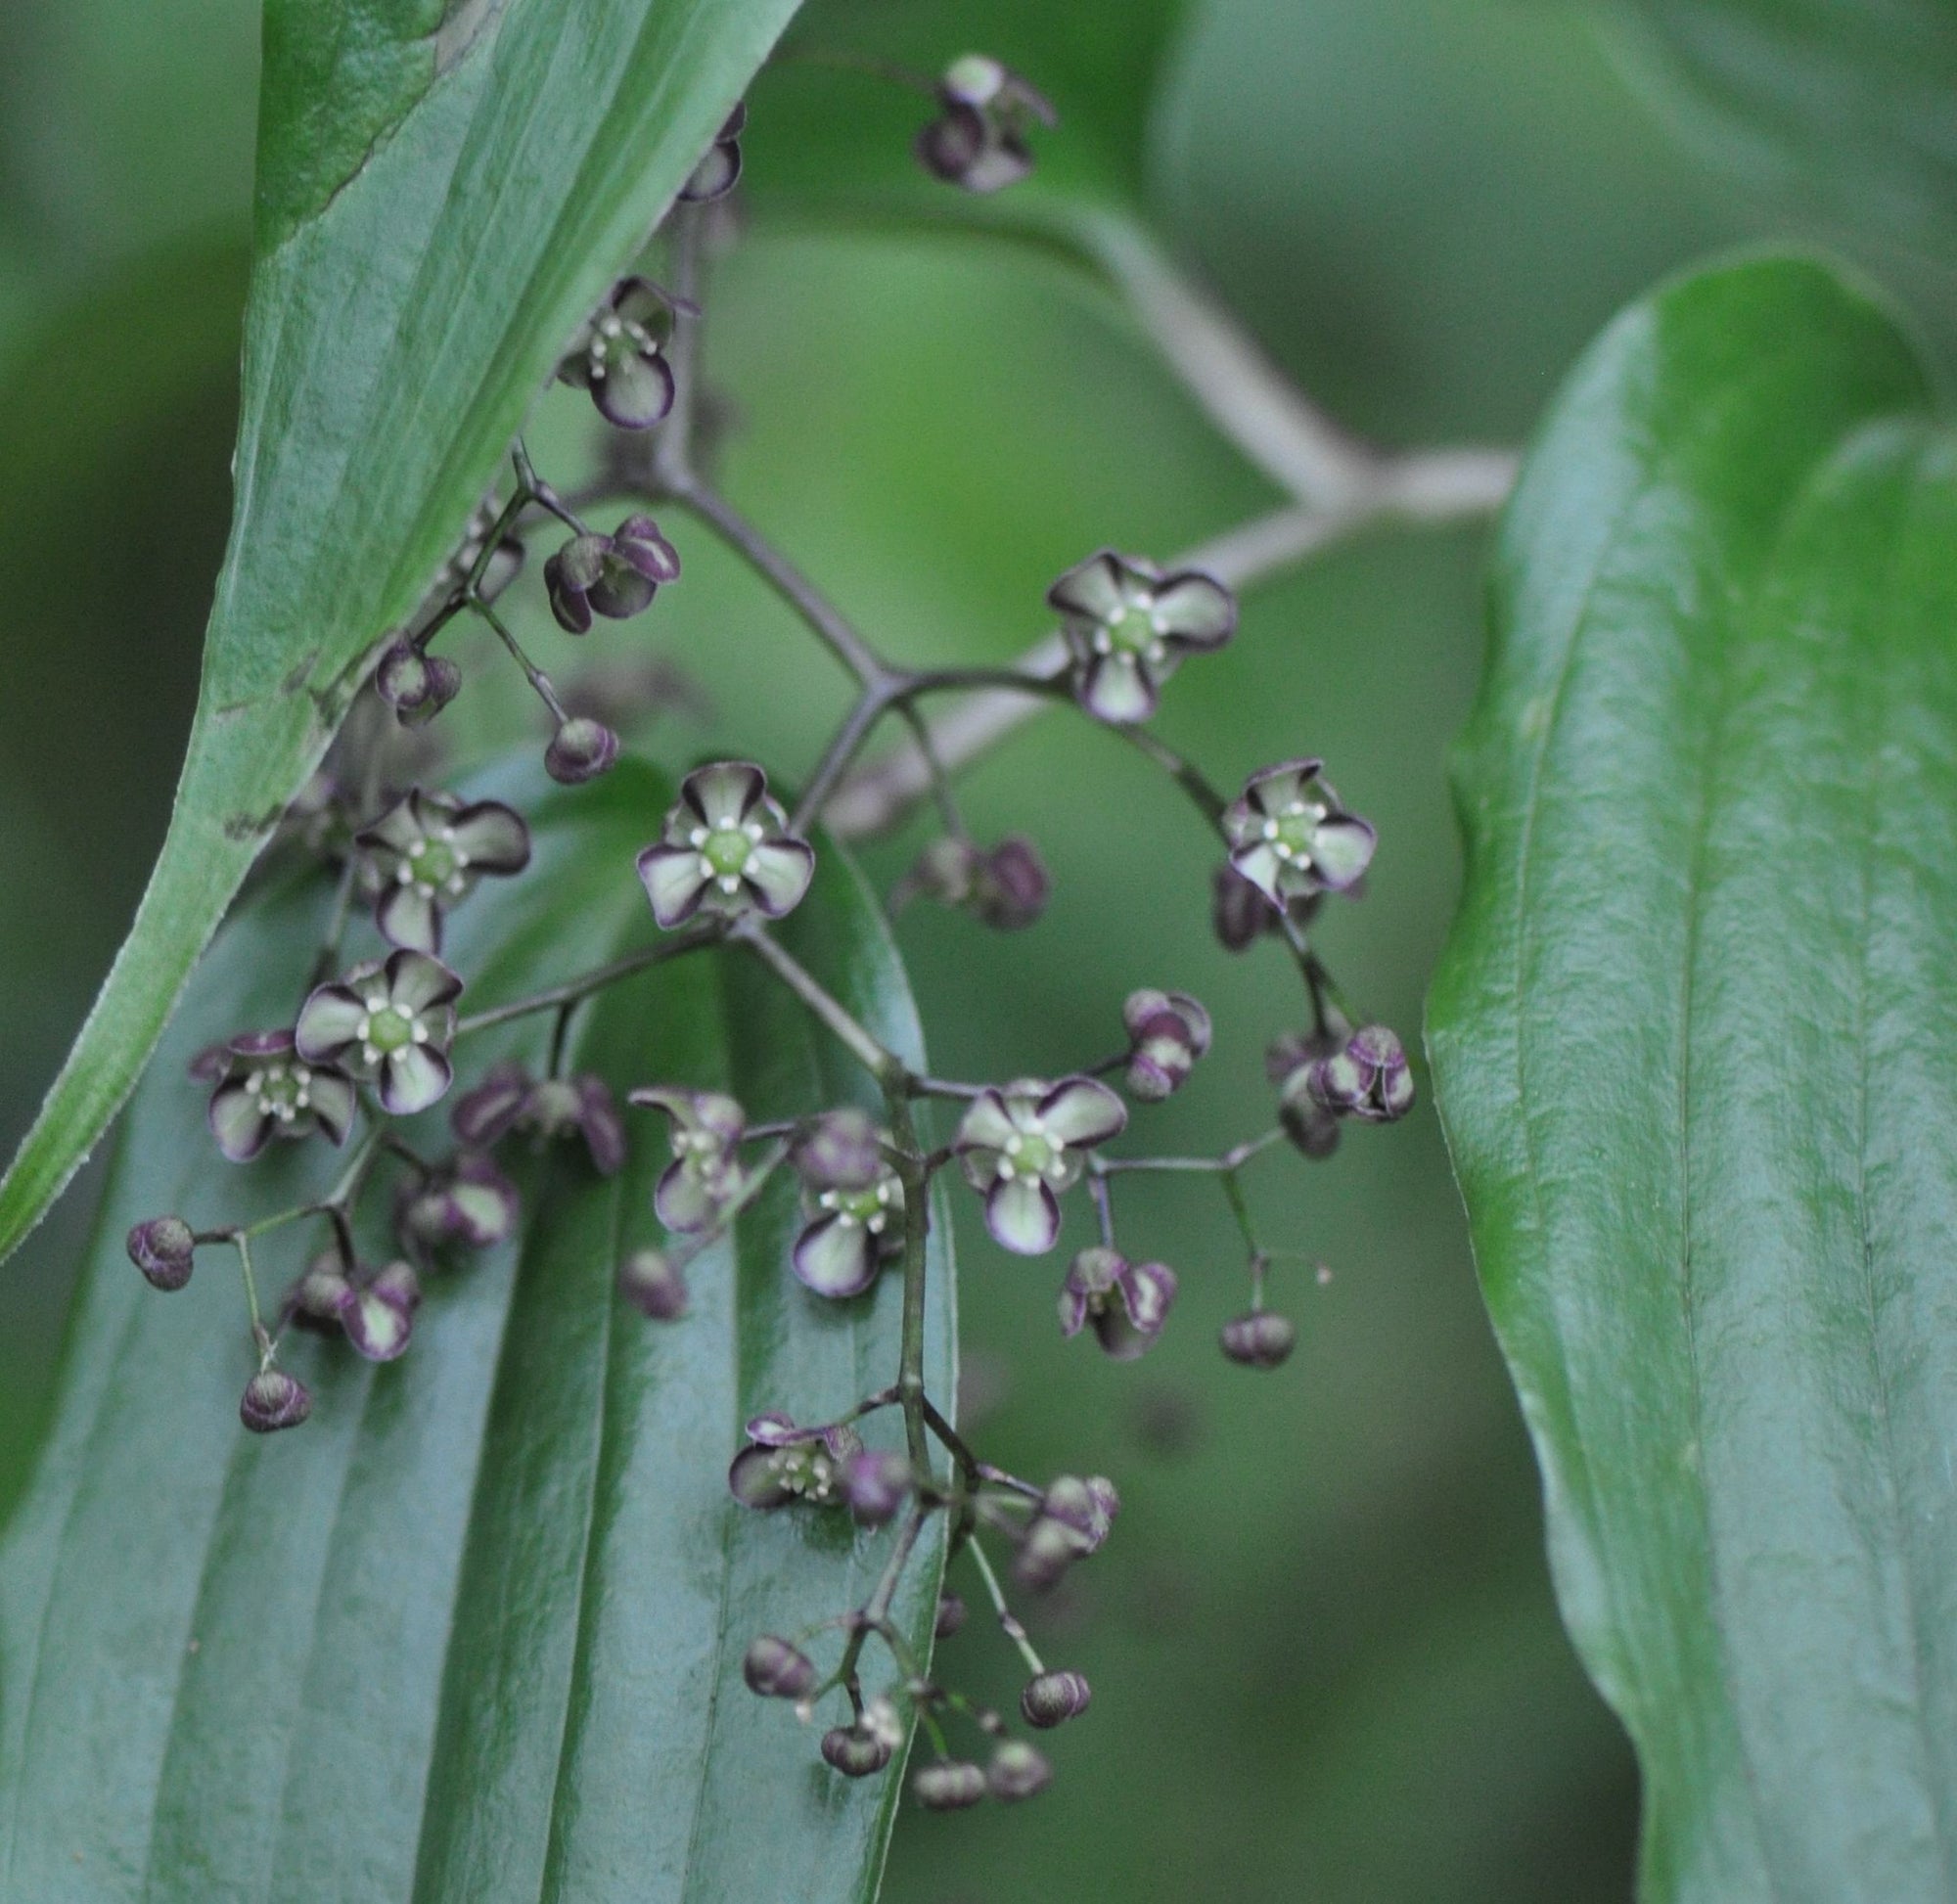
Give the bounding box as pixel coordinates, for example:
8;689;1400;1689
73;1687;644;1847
123;56;1422;1830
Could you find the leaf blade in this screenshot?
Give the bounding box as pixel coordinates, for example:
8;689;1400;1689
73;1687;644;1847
1430;252;1957;1903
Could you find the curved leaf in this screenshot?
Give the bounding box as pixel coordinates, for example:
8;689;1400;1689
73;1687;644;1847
1430;253;1957;1902
0;0;808;1263
0;756;953;1901
1608;0;1957;257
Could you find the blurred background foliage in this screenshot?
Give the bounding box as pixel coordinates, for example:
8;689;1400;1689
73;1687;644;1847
0;0;1935;1897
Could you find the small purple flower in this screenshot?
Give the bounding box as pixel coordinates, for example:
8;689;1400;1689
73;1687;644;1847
842;1449;914;1527
679;101;747;203
1268;1030;1343;1158
282;1247;354;1336
296;949;462;1117
1048;550;1236;725
1021;1669;1092;1728
822;1725;893;1779
953;1077;1127;1256
1222;759;1376;909
727;1412;865;1510
916;56;1056;194
1121;989;1211;1103
792;1108;885;1192
793;1154;905;1299
337;1259;421;1362
203;1029;358;1163
636;762;814;929
987;1740;1052;1803
906;835;1050;930
1220;1310;1297;1369
126;1215;196;1292
557;277;679;430
454;1062;627;1176
618;1247;688;1321
357;788;531;956
1015;1473;1119;1592
1058;1247;1177;1361
240;1368;311;1434
545;716;620;785
743;1633;816;1699
912;1760;988;1811
394;1152;520;1262
543;515;682;634
630;1086;747;1232
392;652;464;729
1304;1024;1415;1123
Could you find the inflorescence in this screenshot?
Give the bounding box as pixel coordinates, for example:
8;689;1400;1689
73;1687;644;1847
125;54;1415;1817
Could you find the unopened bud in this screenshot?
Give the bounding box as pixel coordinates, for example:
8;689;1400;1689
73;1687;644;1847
240;1368;311;1434
1121;990;1210;1102
842;1449;913;1527
1220;1309;1296;1369
546;716;619;785
395;654;461;728
934;1590;968;1639
743;1634;817;1699
821;1724;893;1778
971;836;1049;929
793;1108;884;1192
986;1739;1052;1802
911;1759;987;1811
375;639;432;712
126;1216;196;1292
1020;1668;1092;1728
619;1247;688;1321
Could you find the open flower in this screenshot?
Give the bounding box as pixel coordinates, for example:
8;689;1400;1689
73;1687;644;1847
356;789;530;955
453;1061;626;1175
200;1029;357;1163
1121;989;1211;1102
630;1086;746;1232
636;761;814;929
679;101;747;202
916;56;1056;194
1048;551;1236;724
1221;759;1376;908
953;1077;1127;1255
394;1152;520;1262
296;950;462;1116
1058;1247;1178;1360
727;1411;864;1509
543;515;681;633
557;277;678;430
793;1157;905;1298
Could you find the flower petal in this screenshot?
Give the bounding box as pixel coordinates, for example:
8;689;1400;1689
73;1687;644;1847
294;985;366;1062
380;1044;453;1116
1229;841;1286;905
985;1177;1062;1256
654;1160;719;1234
1309;815;1378;891
452;1062;530;1144
792;1215;880;1298
386;949;463;1015
339;1288;414;1362
576;1077;627;1175
1036;1077;1128;1148
636;843;709;929
1246;758;1322;814
953;1089;1020;1156
359;794;425;857
728;1444;794;1510
208;1084;271;1162
593;349;675;430
376;883;441;956
1045;549;1128;623
1078;653;1159;725
743;839;815;918
307;1069;358;1147
448;800;530;874
682;761;766;829
1151;571;1237;649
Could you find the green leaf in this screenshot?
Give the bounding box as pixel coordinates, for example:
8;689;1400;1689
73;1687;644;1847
1607;0;1957;257
1429;252;1957;1901
0;0;808;1264
0;755;954;1902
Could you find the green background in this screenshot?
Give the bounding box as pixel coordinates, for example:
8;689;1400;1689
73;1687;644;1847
0;1;1909;1897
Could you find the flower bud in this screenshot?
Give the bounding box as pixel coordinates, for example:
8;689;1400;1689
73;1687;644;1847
911;1759;987;1811
971;836;1049;930
338;1275;416;1362
1211;863;1274;951
618;1247;687;1321
126;1216;196;1292
842;1449;913;1528
986;1739;1052;1802
934;1591;968;1639
1019;1668;1092;1728
545;717;619;785
821;1724;892;1778
375;639;432;711
1220;1310;1296;1369
793;1108;885;1192
395;655;462;729
1268;1030;1342;1159
743;1634;817;1699
1121;988;1210;1102
240;1368;312;1434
